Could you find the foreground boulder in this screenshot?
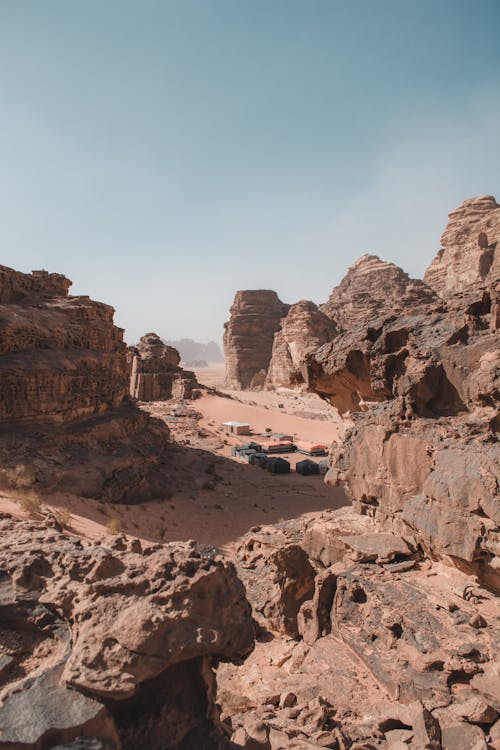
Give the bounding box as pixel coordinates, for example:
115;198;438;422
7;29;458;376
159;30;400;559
220;511;499;749
0;265;176;502
129;332;198;401
0;512;254;749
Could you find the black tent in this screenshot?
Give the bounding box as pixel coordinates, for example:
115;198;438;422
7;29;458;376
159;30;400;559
267;457;290;475
249;452;269;468
296;459;320;476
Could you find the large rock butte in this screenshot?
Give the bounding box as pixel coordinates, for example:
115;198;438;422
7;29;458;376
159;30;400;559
320;253;439;331
265;300;338;390
129;332;198;401
223;290;290;389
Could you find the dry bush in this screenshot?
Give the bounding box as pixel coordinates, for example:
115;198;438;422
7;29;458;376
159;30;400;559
106;517;122;534
17;492;42;517
53;507;72;529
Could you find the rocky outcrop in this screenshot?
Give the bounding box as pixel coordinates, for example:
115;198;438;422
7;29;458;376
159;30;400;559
0;512;254;749
223;291;290;389
305;198;500;591
0;265;175;503
265;301;337;390
424;195;500;301
129;333;198;401
0;265;128;425
219;510;500;749
320;254;438;331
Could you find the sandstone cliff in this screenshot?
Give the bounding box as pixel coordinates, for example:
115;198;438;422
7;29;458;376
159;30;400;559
223;290;290;389
424;195;500;300
129;332;198;401
265;300;337;390
0;511;254;749
320;253;438;331
0;265;128;424
305;198;500;591
0;265;174;503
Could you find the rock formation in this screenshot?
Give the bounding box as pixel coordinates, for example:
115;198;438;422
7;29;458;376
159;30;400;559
424;195;500;300
0;265;174;503
0;266;128;424
129;332;198;401
0;511;254;749
219;510;500;748
223;290;290;389
305;198;500;591
265;301;337;390
320;253;439;331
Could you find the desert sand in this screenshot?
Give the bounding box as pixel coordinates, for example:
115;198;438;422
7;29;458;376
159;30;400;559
0;382;348;555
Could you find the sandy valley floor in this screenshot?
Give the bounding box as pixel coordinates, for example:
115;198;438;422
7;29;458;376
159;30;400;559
0;370;348;555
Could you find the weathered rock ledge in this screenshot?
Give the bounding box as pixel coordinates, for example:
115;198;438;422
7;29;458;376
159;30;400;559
0;512;254;749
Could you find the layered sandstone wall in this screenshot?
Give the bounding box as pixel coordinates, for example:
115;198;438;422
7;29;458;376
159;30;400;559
0;265;129;424
223;290;290;389
320;254;438;331
0;265;175;503
424;195;500;300
305;198;500;590
265;300;337;390
129;332;198;401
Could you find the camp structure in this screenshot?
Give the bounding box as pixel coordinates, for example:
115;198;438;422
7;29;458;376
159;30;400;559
231;441;262;458
259;436;295;454
296;458;320;476
170;402;188;417
223;420;251;436
318;458;329;475
249;452;269;469
295;439;327;456
267;457;291;475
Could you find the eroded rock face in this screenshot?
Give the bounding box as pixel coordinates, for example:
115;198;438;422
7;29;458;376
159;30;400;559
0;265;176;503
0;512;254;749
424;195;500;301
220;510;500;749
129;333;198;401
305;199;499;589
223;291;290;389
0;265;128;425
320;254;438;332
265;301;337;390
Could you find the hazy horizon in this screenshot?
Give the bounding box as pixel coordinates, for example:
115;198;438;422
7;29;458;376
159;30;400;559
1;0;499;345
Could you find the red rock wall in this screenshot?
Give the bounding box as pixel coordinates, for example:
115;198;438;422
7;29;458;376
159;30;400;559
0;265;129;424
223;290;290;389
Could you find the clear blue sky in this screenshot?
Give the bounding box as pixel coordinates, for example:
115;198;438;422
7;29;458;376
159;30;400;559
1;0;499;344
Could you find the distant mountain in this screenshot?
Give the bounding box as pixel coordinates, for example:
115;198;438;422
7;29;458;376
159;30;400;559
164;338;224;364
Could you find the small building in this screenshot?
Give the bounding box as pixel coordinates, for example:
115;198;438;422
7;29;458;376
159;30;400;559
296;459;320;476
222;421;251;436
267;457;291;475
259;437;295;454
